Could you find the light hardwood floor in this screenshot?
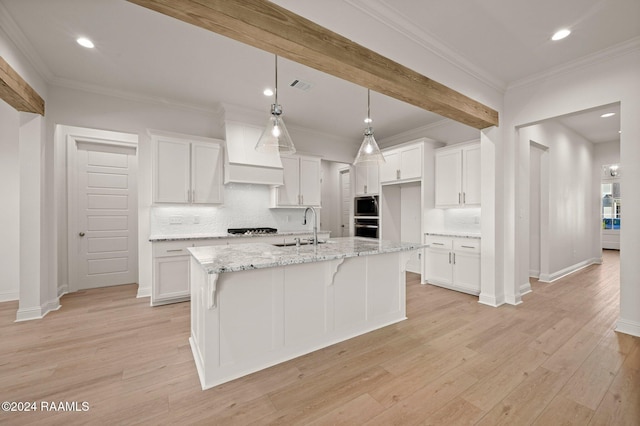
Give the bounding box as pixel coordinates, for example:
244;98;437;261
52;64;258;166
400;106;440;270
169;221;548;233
1;250;638;425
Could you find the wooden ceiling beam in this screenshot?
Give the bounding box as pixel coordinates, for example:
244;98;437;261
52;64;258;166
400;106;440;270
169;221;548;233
126;0;498;129
0;56;45;116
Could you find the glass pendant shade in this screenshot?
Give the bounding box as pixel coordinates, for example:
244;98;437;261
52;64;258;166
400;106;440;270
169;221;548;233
255;55;296;155
354;89;385;166
256;104;296;154
354;127;385;165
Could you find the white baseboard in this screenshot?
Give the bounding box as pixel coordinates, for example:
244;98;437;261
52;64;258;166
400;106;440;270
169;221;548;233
478;293;504;307
0;290;19;303
538;257;601;283
615;318;640;338
15;297;61;322
529;269;540;279
520;281;532;296
137;285;151;298
58;284;69;298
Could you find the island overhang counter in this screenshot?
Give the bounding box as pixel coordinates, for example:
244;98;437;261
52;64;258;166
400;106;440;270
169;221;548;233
187;237;423;390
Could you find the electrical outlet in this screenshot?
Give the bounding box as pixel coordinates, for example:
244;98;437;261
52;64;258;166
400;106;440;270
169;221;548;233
169;216;183;225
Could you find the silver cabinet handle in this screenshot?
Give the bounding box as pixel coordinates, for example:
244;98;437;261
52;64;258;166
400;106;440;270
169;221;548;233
463;192;466;204
432;242;445;246
364;184;367;194
453;253;456;264
79;232;85;237
192;189;195;203
396;169;400;180
461;245;475;249
458;193;461;204
166;249;183;253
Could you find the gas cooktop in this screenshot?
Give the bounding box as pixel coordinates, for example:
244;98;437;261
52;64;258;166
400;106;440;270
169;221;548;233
227;227;278;235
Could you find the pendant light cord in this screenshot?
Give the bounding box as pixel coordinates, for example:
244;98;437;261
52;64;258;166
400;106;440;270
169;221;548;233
274;55;278;105
367;89;371;122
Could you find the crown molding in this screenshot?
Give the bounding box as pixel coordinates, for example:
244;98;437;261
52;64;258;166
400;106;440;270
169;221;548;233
507;36;640;91
0;2;53;83
344;0;507;93
378;118;452;146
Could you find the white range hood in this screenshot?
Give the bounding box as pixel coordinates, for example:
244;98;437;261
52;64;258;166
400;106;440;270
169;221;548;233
223;120;284;186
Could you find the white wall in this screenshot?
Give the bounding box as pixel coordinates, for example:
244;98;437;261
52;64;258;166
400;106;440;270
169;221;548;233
0;100;20;302
594;140;620;168
519;121;600;284
529;144;544;278
504;48;640;337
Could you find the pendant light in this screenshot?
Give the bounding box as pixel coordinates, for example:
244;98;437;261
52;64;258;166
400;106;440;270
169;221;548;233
353;89;385;166
255;55;296;155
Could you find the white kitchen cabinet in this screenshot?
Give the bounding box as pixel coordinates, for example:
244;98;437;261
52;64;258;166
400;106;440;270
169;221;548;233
272;154;321;207
354;164;379;195
380;143;422;183
152;241;194;305
435;142;480;208
152;133;223;204
424;235;480;295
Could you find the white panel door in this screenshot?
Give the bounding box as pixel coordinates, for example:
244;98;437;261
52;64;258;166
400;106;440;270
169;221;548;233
380;150;400;183
76;143;137;290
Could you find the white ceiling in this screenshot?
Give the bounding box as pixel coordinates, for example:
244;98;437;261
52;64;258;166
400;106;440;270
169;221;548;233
1;0;636;144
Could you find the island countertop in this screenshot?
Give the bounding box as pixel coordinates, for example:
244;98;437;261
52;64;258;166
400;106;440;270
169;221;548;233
188;237;425;274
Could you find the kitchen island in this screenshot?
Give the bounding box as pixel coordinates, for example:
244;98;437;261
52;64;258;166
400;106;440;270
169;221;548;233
187;237;422;390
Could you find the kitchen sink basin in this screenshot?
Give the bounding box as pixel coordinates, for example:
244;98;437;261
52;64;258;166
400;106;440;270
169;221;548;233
272;241;328;247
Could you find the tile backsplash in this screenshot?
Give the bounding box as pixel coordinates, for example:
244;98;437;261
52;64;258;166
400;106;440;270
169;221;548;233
150;183;313;236
443;208;481;233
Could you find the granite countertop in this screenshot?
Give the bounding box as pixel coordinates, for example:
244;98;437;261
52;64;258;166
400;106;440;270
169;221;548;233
188;237;425;274
149;230;330;242
425;231;481;239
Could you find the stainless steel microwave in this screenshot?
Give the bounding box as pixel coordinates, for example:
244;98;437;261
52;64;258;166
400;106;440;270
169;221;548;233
354;195;379;217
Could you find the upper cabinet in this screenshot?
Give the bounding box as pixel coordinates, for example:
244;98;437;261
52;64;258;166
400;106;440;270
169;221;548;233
271;154;321;207
435;141;480;208
152;132;224;204
380;143;423;183
354;164;379;195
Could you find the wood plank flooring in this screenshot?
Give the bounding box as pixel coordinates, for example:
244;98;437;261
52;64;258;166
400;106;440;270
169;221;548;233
1;250;638;425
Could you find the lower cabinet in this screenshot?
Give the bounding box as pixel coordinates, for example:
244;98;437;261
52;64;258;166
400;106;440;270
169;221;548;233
424;235;481;295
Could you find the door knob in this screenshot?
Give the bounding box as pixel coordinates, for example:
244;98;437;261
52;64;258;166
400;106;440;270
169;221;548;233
79;232;85;237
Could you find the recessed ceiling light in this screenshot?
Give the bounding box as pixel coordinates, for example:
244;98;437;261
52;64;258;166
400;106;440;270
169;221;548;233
364;117;372;124
551;29;571;41
76;37;95;48
619;130;622;134
600;112;616;118
263;88;273;96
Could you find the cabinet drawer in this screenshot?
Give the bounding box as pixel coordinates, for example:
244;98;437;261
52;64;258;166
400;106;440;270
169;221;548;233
453;239;481;253
425;236;452;250
153;241;193;257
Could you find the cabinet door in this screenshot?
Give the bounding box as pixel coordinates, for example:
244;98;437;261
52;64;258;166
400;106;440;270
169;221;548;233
299;156;321;206
278;156;301;206
153;255;190;304
380;150;400;183
424;248;453;285
354;164;368;195
154;138;190;203
192;142;223;204
462;145;481;205
452;251;480;294
435;149;462;207
399;145;422;180
366;165;379;194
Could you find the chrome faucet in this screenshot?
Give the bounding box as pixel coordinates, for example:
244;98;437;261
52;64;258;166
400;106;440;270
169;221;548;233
303;206;318;246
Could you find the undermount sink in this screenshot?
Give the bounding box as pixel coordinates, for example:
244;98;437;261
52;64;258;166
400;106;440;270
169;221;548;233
272;240;328;247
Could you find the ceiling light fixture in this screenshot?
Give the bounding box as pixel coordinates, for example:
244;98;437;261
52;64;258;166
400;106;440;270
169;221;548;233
255;55;296;155
76;37;95;48
600;112;616;118
551;29;571;41
353;89;385;166
263;88;273;97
